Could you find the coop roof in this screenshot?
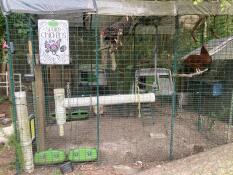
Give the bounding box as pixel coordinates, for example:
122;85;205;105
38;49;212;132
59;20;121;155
0;0;97;14
0;0;233;16
96;0;233;16
1;0;233;16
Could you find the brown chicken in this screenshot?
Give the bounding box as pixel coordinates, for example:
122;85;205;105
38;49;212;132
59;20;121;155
183;45;212;73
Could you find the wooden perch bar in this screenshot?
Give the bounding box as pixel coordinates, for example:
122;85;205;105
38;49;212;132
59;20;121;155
175;68;208;78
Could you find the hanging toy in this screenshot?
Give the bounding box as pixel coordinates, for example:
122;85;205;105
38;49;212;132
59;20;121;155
2;39;9;49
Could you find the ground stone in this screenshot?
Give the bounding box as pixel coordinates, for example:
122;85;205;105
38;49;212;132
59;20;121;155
0;113;6;118
149;133;167;139
113;165;139;175
1;118;11;125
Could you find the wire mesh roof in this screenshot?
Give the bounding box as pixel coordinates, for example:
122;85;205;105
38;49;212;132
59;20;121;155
1;0;233;16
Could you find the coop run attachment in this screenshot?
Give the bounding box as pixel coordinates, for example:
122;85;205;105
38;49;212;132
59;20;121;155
3;0;233;174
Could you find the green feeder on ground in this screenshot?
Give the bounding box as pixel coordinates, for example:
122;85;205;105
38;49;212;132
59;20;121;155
68;148;97;162
67;110;89;121
34;149;66;165
49;109;89;123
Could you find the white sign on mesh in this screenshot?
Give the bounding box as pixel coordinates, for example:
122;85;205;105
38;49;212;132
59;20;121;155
38;20;69;65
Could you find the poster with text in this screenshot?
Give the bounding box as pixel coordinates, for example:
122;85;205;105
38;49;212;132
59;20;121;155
38;20;69;64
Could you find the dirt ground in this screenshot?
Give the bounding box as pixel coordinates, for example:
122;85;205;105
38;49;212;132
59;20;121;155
137;142;233;175
2;142;233;175
1;101;233;174
0;99;11;119
46;102;230;167
0;146;15;175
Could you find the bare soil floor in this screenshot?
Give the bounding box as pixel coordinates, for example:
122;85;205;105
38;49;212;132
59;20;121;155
137;142;233;175
46;103;229;167
0;146;15;175
0;100;11;118
3;142;233;175
1;102;232;175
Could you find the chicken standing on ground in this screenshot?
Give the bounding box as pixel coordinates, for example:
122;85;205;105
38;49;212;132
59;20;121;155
183;45;212;73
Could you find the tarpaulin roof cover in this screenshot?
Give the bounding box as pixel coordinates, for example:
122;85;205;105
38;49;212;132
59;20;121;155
0;0;233;16
95;0;233;16
0;0;97;14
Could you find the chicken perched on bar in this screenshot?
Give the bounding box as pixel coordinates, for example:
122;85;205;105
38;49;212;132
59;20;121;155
100;16;133;71
101;16;132;53
183;45;212;73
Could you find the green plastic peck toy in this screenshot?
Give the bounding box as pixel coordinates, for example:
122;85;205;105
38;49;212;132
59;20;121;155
67;110;89;121
68;148;97;162
34;149;66;165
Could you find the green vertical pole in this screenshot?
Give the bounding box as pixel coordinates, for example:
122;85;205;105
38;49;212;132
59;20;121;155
5;15;21;174
169;15;179;160
133;27;136;93
227;90;233;141
28;15;36;68
197;23;205;131
94;15;100;161
197;81;203;131
154;25;158;90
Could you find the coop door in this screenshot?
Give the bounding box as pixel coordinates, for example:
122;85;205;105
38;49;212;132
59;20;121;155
156;69;173;96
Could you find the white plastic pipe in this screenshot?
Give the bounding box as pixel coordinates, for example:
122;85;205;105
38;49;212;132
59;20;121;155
54;89;66;136
64;93;155;108
15;91;34;173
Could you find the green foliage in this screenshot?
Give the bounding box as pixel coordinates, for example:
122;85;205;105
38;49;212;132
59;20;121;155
0;97;5;104
7;134;17;148
0;13;30;62
0;13;5;62
10;14;29;37
7;134;24;172
52;170;63;175
193;0;232;11
0;96;9;104
209;102;231;121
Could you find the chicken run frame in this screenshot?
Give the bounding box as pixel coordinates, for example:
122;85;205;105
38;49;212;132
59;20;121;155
2;0;233;173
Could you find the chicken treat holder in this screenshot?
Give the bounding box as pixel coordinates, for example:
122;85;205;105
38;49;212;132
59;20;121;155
15;91;34;173
54;89;66;137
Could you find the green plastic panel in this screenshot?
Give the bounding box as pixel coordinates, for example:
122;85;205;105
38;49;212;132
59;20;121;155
34;149;66;165
68;148;97;162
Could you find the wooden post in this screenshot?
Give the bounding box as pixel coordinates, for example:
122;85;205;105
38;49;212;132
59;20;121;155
34;65;46;151
28;15;46;149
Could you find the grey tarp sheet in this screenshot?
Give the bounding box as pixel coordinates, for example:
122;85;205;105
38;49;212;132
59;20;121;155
96;0;176;16
0;0;233;16
96;0;233;16
0;0;97;14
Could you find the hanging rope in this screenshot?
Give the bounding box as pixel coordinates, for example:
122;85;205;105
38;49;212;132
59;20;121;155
137;80;155;87
66;82;71;111
136;80;141;118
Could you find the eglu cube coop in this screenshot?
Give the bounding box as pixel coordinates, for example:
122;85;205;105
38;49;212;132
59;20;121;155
2;0;233;173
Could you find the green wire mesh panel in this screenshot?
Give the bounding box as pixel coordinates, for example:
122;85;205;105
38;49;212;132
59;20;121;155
173;15;233;160
95;15;174;164
6;10;233;173
38;14;99;159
